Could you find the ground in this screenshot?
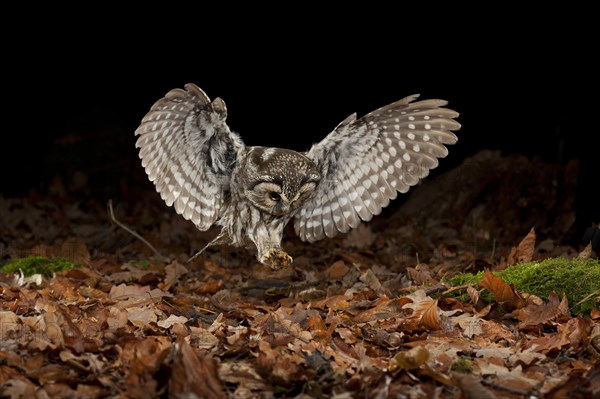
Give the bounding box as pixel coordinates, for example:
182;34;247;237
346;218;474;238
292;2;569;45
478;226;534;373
0;150;599;398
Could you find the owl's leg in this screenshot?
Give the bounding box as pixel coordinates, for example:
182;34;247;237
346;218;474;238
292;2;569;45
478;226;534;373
258;247;293;270
187;230;230;263
246;219;293;269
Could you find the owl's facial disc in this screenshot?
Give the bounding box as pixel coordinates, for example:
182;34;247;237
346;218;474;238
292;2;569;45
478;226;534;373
250;178;319;216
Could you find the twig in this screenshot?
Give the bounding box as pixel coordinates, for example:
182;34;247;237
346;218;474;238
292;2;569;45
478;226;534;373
573;288;600;311
480;379;533;396
107;200;167;262
439;284;471;296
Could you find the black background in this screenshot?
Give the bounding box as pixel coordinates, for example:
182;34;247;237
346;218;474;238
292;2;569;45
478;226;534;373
2;12;598;242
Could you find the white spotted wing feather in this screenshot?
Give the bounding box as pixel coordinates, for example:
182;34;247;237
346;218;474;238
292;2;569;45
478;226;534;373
295;94;460;242
135;84;244;230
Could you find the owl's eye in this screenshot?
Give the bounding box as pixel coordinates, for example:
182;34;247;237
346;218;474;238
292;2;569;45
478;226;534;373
269;192;281;201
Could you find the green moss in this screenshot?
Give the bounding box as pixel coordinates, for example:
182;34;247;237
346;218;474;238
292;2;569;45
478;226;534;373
132;259;151;268
446;258;600;315
450;357;473;373
0;256;80;278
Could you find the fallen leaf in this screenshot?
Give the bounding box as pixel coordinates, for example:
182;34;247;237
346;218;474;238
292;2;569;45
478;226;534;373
354;297;408;323
310;294;353;311
157;314;189;329
325;260;350;281
0;378;39;399
161;261;188;290
407;263;437;285
402;290;441;330
577;242;593;260
0;311;20;338
121;337;171;397
195;278;224;295
109;283;151;300
218;360;270;395
126;306;158;329
106;307;129;330
454;373;498;399
389;345;430;371
359;269;381;290
169;337;225;398
514;291;570;330
479;270;524;310
507;227;536;266
467;284;480;305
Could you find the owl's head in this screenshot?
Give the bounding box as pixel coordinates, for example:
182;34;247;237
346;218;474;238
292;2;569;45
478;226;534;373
243;148;321;216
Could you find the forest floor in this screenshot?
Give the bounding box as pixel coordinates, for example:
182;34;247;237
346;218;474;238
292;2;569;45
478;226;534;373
1;150;599;398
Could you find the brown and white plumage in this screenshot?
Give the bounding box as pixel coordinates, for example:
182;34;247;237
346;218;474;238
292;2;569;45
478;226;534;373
135;83;460;268
296;95;460;242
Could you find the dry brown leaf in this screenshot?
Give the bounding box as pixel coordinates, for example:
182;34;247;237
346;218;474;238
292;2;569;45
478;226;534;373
0;378;39;399
256;339;313;384
307;314;330;345
59;350;106;374
126;306;159;329
0;365;30;385
577;242;593;260
521;317;593;354
195;278;224;295
106;306;129;330
120;337;171;397
479;269;524;310
419;299;441;330
325;260;350;280
389;345;430;371
0;311;20;338
218;360;270;395
109;284;170;309
359;269;381;290
514;291;570;330
590;324;600;357
407;263;437;285
403;290;441;330
480;319;517;344
310;294;353;311
62;317;85;354
169;337;225;399
454;373;498;399
453;314;483;338
161;261;188;290
109;283;151;300
467;283;481;305
353;297;408;323
157;314;189;329
507;227;536;266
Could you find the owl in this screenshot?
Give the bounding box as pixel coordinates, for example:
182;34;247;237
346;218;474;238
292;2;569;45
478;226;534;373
135;83;460;269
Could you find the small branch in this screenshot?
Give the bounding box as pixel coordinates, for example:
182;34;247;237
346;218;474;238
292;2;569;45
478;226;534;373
480;379;533;396
107;200;167;262
573;288;600;311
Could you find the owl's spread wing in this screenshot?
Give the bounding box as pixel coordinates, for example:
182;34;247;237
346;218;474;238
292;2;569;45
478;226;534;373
135;83;244;230
295;94;460;242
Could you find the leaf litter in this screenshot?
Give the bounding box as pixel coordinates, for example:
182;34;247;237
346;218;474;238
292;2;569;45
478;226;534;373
0;150;598;398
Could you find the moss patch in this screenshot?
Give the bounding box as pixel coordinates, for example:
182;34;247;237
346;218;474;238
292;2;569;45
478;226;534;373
447;257;600;315
450;358;473;373
0;256;81;278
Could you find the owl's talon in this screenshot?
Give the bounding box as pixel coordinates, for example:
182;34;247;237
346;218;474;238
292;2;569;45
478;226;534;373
260;248;293;270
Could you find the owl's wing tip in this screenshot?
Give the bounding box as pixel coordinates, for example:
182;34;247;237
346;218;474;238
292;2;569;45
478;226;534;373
184;83;211;104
